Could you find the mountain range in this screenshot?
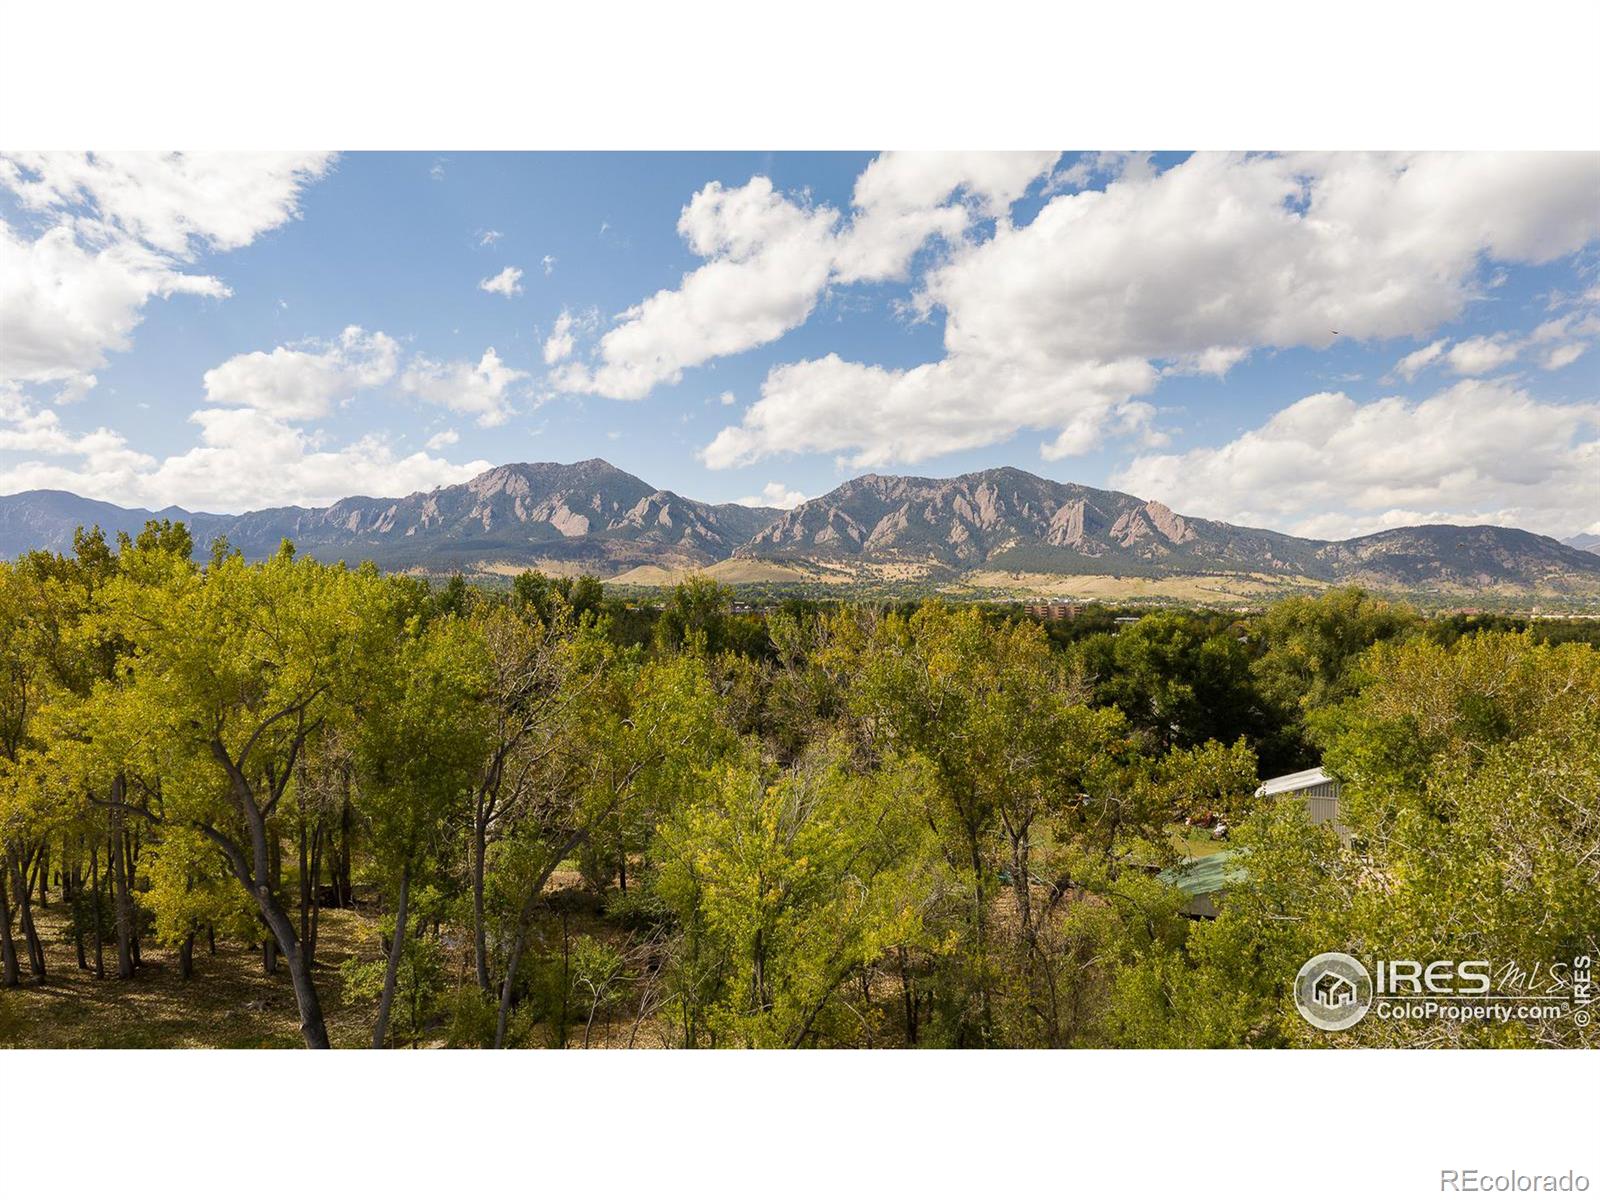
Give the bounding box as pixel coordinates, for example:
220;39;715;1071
3;459;1598;598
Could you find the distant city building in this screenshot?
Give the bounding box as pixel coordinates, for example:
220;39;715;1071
1024;601;1079;621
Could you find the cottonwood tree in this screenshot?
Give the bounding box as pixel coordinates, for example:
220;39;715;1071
1077;611;1264;752
1312;632;1600;1048
355;613;491;1048
89;543;394;1047
487;644;728;1046
1112;632;1600;1050
840;605;1072;1042
1252;587;1419;719
465;599;586;994
655;746;938;1047
142;822;255;980
0;555;77;985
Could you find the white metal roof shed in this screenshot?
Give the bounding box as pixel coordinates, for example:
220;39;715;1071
1255;767;1335;798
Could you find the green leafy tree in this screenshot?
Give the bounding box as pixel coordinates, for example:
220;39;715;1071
486;638;729;1046
85;544;395;1047
653;575;735;655
655;747;938;1047
1254;587;1418;715
1114;632;1600;1049
354;613;491;1048
142;823;254;980
1078;611;1264;752
839;602;1138;1044
464;600;586;994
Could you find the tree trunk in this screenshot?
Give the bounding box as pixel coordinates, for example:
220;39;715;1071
179;931;195;981
35;839;49;908
751;926;767;1014
584;989;600;1049
1010;827;1033;946
68;841;85;968
262;933;278;976
206;738;332;1048
558;910;571;1047
225;846;330;1047
372;862;412;1050
303;820;323;965
89;840;104;979
966;820;991;1046
494;830;588;1048
298;820;311;955
494;935;527;1050
333;797;354;907
472;819;490;993
898;947;919;1046
257;894;329;1048
12;849;45;978
0;870;17;987
108;785;135;979
64;839;79;904
124;825;142;968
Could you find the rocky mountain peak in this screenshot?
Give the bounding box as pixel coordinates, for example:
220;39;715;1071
3;462;1596;595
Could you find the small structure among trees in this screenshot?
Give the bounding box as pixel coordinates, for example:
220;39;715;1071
1255;767;1348;843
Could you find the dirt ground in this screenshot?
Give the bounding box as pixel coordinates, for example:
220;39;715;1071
0;899;385;1049
0;875;667;1049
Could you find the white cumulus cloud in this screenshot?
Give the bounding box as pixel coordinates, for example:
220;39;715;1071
733;481;809;509
1389;305;1600;382
0;152;334;256
1542;342;1588;371
400;347;528;427
554;154;1062;401
832;150;1058;284
0;390;491;514
554;176;839;400
1111;379;1600;541
202;326;399;420
1394;338;1449;381
0;220;229;396
706;151;1600;470
1445;335;1521;376
0;152;333;401
702;352;1160;470
543;310;581;365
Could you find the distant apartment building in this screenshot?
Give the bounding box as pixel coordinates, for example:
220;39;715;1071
1024;601;1079;621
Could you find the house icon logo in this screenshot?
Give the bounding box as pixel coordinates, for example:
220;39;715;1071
1294;952;1373;1031
1313;971;1356;1008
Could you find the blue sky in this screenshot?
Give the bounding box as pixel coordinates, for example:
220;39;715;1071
1;151;1597;538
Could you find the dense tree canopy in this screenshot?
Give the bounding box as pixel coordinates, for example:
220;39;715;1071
1;528;1594;1049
